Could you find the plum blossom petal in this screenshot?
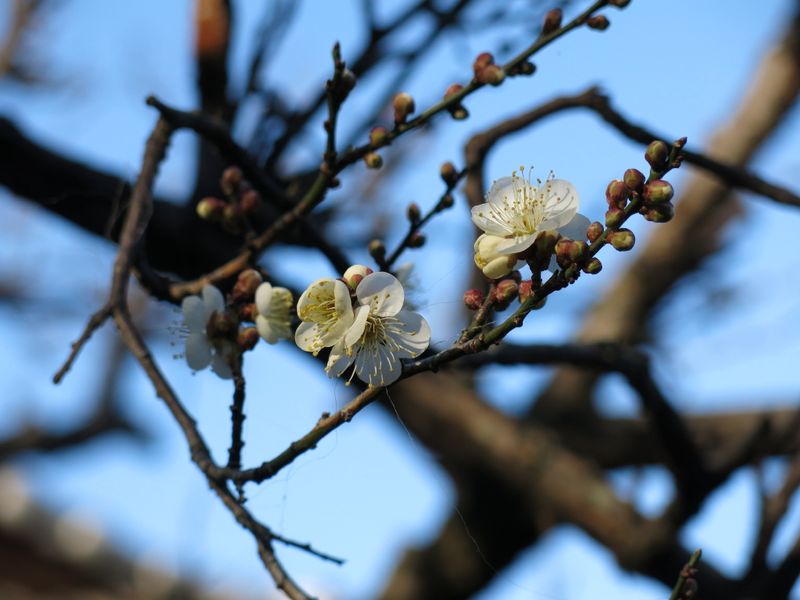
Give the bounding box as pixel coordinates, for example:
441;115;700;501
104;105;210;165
254;282;293;344
471;170;583;260
325;272;430;387
295;278;355;354
185;332;212;370
355;271;404;317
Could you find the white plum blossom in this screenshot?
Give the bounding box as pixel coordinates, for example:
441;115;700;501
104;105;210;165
325;271;430;387
294;278;354;355
254;282;293;344
181;284;235;379
471;171;589;259
473;233;524;279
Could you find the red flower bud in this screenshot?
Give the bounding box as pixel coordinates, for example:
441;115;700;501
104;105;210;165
393;92;416;124
463;289;484;310
586;15;610;30
542;9;562;34
587;221;604;243
645;140;670;171
623;168;645;193
369;126;388;146
643;180;674;204
606;179;629;208
607;228;635;251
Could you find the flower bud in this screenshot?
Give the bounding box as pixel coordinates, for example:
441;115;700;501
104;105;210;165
438;194;455;210
542;8;562;34
232;269;263;302
440;162;458;185
472;52;494;77
240;189;262;214
363;152;383;169
449;106;469;120
518;280;533;302
237;327;260;352
407;232;426;248
610;0;631;6
207;309;238;339
474;234;517;279
222;204;243;234
534;229;562;256
586;15;610;30
606;179;629;208
605;206;625;228
343;264;374;289
238;302;258;322
555;238;583;267
463;288;484;310
582;258;602;274
221;166;243;196
587;221;604;243
369;126;388;146
406;203;421;224
393;92;415;124
337;69;357;101
368;239;386;261
643;203;675;223
607;228;635;251
623;168;645;192
645;140;670;171
477;65;505;86
643;180;674;204
196;197;226;222
444;83;464;101
494;278;518;310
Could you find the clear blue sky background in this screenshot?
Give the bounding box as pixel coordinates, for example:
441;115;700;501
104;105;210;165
1;1;800;599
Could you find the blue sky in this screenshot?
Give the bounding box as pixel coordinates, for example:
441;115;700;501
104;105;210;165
1;1;800;599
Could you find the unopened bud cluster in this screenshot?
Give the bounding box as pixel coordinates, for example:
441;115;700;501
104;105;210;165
472;52;505;86
196;166;263;234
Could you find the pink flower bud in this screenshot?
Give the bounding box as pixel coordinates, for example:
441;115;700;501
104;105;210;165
369;126;388;146
518;280;533;302
444;83;464;100
607;228;635;251
438;194;455;210
406;203;421;224
643;180;674;204
440;162;458;185
606;179;629;208
476;65;505;86
221;166;243;196
586;15;610;30
463;289;484;310
645;140;670;171
623;168;645;192
363;152;383;169
542;9;562;34
232;269;263;302
587;221;604;243
643;203;675;223
472;52;494;77
393;92;415;124
582;258;603;274
343;265;374;289
196;197;226;222
407;232;426;248
493;278;518;310
368;239;386;260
